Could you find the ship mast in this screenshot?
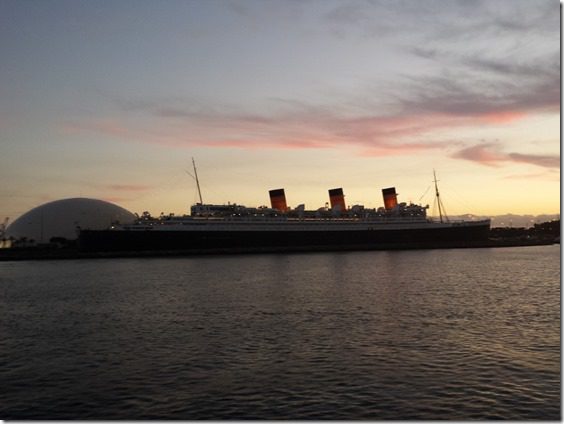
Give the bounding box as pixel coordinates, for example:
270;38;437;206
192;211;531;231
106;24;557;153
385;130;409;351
433;169;447;223
185;158;204;205
192;157;203;205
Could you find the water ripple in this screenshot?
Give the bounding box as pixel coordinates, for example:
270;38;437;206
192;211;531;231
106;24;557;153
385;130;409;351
1;246;560;419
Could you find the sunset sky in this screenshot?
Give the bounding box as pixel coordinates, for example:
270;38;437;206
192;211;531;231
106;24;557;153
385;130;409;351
1;0;560;222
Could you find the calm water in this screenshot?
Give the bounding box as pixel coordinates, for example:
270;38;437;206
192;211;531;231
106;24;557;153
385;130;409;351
1;245;560;420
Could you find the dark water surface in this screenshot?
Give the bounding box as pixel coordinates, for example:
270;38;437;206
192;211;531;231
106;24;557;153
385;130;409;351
1;245;560;419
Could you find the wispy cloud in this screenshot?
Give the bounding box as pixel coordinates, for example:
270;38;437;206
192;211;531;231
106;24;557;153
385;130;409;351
105;184;153;192
62;120;140;140
62;95;557;169
451;143;506;167
358;140;457;157
92;184;154;205
397;61;558;120
323;0;557;42
502;170;560;180
479;111;527;124
507;152;560;169
323;0;394;38
61;120;191;148
63;0;559;167
398;0;559;124
452;143;559;169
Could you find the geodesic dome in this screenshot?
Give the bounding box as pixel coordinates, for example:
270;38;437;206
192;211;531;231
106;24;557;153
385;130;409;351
6;198;136;242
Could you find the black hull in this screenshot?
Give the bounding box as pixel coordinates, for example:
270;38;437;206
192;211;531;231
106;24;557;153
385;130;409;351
78;223;491;254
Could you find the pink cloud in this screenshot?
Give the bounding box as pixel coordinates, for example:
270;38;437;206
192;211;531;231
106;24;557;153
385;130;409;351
202;135;336;150
62;109;472;154
359;141;454;157
61;101;556;169
507;152;560;168
198;109;538;156
187;111;469;154
451;143;506;166
452;143;559;169
479;111;528;124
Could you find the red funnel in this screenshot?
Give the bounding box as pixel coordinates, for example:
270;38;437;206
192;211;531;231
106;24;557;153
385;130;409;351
269;188;288;211
329;188;346;212
382;187;398;210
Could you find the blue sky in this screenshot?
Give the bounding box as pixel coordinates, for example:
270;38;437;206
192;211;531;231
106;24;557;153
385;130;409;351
1;0;560;220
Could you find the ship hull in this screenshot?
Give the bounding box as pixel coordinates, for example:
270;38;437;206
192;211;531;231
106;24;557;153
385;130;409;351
78;221;491;253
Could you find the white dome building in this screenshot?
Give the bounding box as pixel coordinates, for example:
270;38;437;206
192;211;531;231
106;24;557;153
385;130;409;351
5;198;136;243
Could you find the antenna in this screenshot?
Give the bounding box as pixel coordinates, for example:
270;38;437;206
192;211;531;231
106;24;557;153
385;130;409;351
185;157;203;204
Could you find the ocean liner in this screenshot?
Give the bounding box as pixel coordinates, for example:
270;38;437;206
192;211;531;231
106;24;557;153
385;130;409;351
78;167;491;254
